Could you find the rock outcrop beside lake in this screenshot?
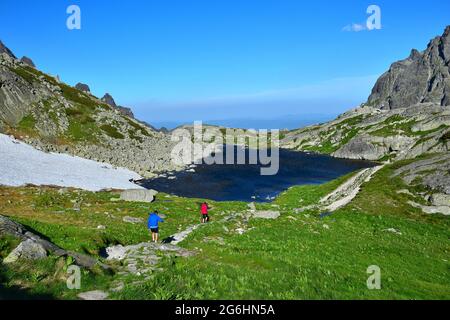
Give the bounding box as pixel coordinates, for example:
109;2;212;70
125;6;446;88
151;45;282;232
282;26;450;163
282;26;450;203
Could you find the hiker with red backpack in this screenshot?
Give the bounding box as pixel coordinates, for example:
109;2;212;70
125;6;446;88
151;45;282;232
200;202;210;223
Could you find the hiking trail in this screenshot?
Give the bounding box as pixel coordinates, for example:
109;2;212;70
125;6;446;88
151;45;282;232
319;165;384;212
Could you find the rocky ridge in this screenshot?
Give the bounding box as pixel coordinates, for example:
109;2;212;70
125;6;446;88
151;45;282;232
0;45;181;177
101;93;135;118
282;26;450;212
282;26;450;163
368;26;450;109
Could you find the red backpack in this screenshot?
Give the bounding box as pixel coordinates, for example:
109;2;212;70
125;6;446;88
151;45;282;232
201;203;208;215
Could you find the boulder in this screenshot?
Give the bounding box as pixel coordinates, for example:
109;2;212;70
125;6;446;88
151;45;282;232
383;228;402;235
3;239;47;263
252;211;280;219
77;290;109;300
408;201;450;216
122;216;143;224
120;189;158;203
0;215;106;269
430;193;450;207
332;135;387;160
105;245;127;261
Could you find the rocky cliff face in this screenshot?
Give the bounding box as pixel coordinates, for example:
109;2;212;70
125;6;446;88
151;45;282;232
368;26;450;109
0;53;48;127
283;26;450;161
0;43;179;177
281;26;450;200
0;41;16;59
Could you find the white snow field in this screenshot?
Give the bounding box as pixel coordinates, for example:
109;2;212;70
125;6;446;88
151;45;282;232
0;134;144;191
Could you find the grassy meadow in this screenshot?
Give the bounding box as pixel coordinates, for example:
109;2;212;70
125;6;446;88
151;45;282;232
0;162;449;300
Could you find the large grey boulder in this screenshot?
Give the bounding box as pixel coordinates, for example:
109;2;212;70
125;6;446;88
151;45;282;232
77;290;109;300
252;211;280;219
105;245;128;261
3;239;47;263
120;189;158;203
408;201;450;216
430;193;450;206
122;216;144;224
332;135;387;160
0;215;105;269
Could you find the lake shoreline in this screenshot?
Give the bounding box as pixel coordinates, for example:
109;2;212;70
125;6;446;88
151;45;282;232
139;146;377;202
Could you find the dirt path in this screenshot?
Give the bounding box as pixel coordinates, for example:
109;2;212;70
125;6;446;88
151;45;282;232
320;165;384;212
163;224;202;245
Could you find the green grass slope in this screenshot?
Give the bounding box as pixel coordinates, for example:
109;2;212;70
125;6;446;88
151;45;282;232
0;162;449;300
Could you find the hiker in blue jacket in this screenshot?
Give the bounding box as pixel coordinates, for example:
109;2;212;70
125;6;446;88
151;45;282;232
148;211;164;243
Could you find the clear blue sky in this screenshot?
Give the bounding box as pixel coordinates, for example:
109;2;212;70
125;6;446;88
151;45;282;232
1;0;449;128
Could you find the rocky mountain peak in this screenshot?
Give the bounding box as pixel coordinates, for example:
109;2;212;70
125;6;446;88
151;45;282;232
368;25;450;109
408;49;422;61
101;93;117;108
20;56;35;68
0;40;16;59
75;83;91;93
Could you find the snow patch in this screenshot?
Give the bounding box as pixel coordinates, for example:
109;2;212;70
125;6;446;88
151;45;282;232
0;134;143;191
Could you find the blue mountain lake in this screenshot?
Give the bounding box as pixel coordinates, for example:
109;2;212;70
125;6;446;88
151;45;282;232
140;147;377;202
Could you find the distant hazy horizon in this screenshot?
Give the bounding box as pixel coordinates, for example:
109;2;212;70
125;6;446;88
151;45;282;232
149;114;337;130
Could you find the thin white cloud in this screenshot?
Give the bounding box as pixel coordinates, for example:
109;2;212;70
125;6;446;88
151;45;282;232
342;23;367;32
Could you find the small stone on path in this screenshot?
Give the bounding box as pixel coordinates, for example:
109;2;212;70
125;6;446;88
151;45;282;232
77;290;109;300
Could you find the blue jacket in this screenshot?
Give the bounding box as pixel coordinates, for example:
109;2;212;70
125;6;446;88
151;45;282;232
147;213;164;229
